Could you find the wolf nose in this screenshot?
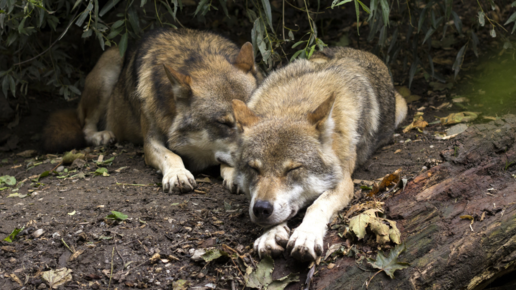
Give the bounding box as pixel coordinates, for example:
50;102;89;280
253;201;273;219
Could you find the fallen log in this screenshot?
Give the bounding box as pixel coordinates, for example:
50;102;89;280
313;114;516;290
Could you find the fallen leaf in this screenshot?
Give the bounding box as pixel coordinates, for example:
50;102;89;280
349;212;371;239
452;97;469;103
440;112;481;125
348;209;401;244
324;243;345;260
405;95;421;104
69;249;84;261
394;149;402;154
434;102;452;110
403;112;428;133
369;169;402;196
95;167;109;176
201;248;228;262
367;244;409;279
62;151;85;164
483;116;498;121
172;279;189;290
106;211;128;221
10;273;23;286
195;177;212;183
395;86;411;98
0;175;16;186
327;263;335;269
245;256;299;290
68;210;76;216
41;268;73;289
3;227;24;242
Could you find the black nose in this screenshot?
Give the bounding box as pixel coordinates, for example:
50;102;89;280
253;201;273;219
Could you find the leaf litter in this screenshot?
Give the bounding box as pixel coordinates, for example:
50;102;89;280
366;244;409;287
245;256;299;290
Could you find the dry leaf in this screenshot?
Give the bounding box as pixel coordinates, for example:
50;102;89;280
16;150;37;158
452;97;469;103
369;169;402;196
10;273;23;286
394;149;402;154
403;112;428;133
42;268;73;289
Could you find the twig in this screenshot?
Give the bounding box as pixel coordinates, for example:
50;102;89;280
115;244;126;267
108;247;114;290
61;238;74;254
51;162;63;173
13;12;79;66
366;269;383;289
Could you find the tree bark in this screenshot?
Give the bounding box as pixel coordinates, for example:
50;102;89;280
313;114;516;290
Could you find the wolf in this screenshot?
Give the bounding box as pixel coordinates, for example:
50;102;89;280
230;47;407;261
43;28;263;192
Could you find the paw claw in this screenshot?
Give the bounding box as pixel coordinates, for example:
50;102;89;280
162;168;196;193
254;223;290;258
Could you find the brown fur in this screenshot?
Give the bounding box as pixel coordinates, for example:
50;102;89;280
42;109;85;153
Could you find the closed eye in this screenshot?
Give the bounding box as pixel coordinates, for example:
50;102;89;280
286;165;302;174
247;164;260;174
216;120;234;128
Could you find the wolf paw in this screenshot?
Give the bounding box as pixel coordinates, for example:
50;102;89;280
220;165;241;194
88;130;115;146
162;167;197;193
287;225;324;261
254;223;290;258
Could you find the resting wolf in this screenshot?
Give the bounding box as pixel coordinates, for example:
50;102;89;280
43;28;263;192
230;47;407;261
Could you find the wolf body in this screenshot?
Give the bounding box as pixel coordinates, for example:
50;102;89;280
231;47;407;261
43;28;262;192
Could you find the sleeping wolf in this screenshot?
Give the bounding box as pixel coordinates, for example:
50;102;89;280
231;47;407;261
43;28;263;192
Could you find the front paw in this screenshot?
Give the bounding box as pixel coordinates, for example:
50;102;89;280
254;223;290;258
220;164;240;194
287;224;325;261
162;167;196;193
88;130;115;146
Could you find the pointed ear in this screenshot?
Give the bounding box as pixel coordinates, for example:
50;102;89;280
163;64;192;101
233;42;255;73
232;99;260;132
308;93;337;143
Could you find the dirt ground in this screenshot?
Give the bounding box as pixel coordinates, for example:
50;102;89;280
1;43;516;290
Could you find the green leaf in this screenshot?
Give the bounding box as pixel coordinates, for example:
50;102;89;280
408;57;418;88
201;249;228;262
290;49;305;62
194;0;209;17
451;11;462;34
356;0;370;13
452;45;466;78
3;227;24;242
76;2;93;27
94;167;109;176
111;19;125;29
0;175;16;186
367;244;410;279
292;41;306;49
331;0;352;9
119;33;128;57
106;211;128;221
97;156;115;166
379;0;390;27
72;0;83;11
260;0;273;30
478;11;485;27
360;185;372;190
99;0;121;17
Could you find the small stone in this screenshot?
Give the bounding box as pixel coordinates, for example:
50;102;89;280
422;166;428;171
149;253;161;263
32;229;45;238
9;257;17;263
190;249;206;262
56;166;65;172
197;272;205;279
37;283;47;289
155;267;162;273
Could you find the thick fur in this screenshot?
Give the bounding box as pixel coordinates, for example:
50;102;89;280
43;28;262;192
232;47;407;261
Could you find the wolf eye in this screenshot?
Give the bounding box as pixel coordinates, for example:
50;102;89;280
286;165;302;174
247;164;260;174
216;120;234;128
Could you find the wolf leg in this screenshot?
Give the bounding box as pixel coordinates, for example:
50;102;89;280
253;222;290;258
87;130;116;145
143;133;196;193
287;175;354;261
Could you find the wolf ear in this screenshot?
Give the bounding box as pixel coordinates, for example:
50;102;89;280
233;42;255;73
232;99;260;132
308;93;337;143
163;64;192;100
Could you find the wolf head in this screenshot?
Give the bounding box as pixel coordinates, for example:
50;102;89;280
231;95;343;226
162;43;261;171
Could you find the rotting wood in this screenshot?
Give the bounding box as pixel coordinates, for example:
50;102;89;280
313;114;516;290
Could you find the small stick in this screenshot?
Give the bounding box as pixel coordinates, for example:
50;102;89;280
61;238;74;254
190;196;217;201
115;244;126;267
108;247;114;290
